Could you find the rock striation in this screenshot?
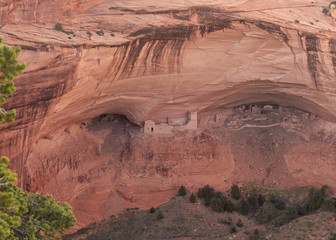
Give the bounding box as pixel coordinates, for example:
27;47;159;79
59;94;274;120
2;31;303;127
1;0;336;230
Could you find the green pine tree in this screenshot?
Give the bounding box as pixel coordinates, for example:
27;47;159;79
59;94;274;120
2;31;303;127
231;184;241;200
0;36;26;123
0;156;24;238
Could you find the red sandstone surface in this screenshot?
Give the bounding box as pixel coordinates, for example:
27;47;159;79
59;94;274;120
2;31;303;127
1;0;336;230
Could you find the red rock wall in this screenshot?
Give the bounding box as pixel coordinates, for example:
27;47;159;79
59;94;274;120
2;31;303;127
1;0;336;230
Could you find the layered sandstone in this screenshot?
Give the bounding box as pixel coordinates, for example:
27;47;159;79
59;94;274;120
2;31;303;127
1;0;336;230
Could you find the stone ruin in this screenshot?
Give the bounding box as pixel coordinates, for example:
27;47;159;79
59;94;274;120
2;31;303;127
222;104;316;130
144;111;197;134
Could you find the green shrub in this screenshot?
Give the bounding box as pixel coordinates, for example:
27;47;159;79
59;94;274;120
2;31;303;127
226;199;235;212
323;7;330;14
269;195;286;210
178;185;187;196
231;184;241;200
150;207;155;213
210;192;226;212
329;1;336;8
237;199;249;215
95;30;104;36
273;206;299;226
55;23;63;31
231;226;237;233
322;197;336;212
189;193;196;203
218;217;232;225
237;218;243;227
204;197;211;206
257;194;266;206
255;203;278;224
156;211;164;220
302;186;328;214
248;194;258;209
197;185;215;199
249;229;260;240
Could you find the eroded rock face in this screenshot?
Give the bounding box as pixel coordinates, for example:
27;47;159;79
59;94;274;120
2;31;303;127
1;0;336;230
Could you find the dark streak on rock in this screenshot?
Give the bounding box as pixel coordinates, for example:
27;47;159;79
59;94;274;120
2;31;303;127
305;34;318;51
194;7;232;36
112;25;195;80
330;39;336;54
329;39;336;73
0;61;79;188
332;56;336;69
254;22;288;43
304;33;320;89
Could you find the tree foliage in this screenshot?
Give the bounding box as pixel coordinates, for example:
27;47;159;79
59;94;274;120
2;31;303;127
231;184;241;200
54;23;63;32
210;192;227;212
0;156;23;238
177;185;186;196
0;36;26;123
197;185;214;199
189;193;196;203
0;36;76;239
237;199;249;215
9;186;76;239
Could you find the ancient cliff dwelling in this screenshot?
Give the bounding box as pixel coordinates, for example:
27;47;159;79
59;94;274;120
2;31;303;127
1;0;336;239
144;111;197;134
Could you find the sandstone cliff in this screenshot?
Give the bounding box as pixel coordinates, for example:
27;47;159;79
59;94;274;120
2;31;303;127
1;0;336;230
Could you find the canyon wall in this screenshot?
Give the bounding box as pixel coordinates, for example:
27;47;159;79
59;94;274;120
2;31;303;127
1;0;336;230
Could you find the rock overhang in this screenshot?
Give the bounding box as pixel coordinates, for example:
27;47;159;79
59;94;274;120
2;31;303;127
1;0;336;229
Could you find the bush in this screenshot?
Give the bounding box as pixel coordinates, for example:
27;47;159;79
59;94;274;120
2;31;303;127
231;184;241;200
329;1;336;8
323;7;330;14
249;229;260;240
322;197;336;212
226;199;235;212
178;185;187;196
210;192;226;212
204;197;211;206
273;206;299;226
302;186;328;214
55;23;63;31
257;194;266;206
269;195;286;210
218;217;232;225
237;218;243;227
156;211;164;220
95;30;104;36
255;203;278;224
150;207;155;213
197;185;215;199
231;226;237;233
237;199;249;215
248;194;258;209
189;193;196;203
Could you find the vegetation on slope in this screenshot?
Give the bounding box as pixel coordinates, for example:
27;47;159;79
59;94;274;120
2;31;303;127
64;183;336;240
